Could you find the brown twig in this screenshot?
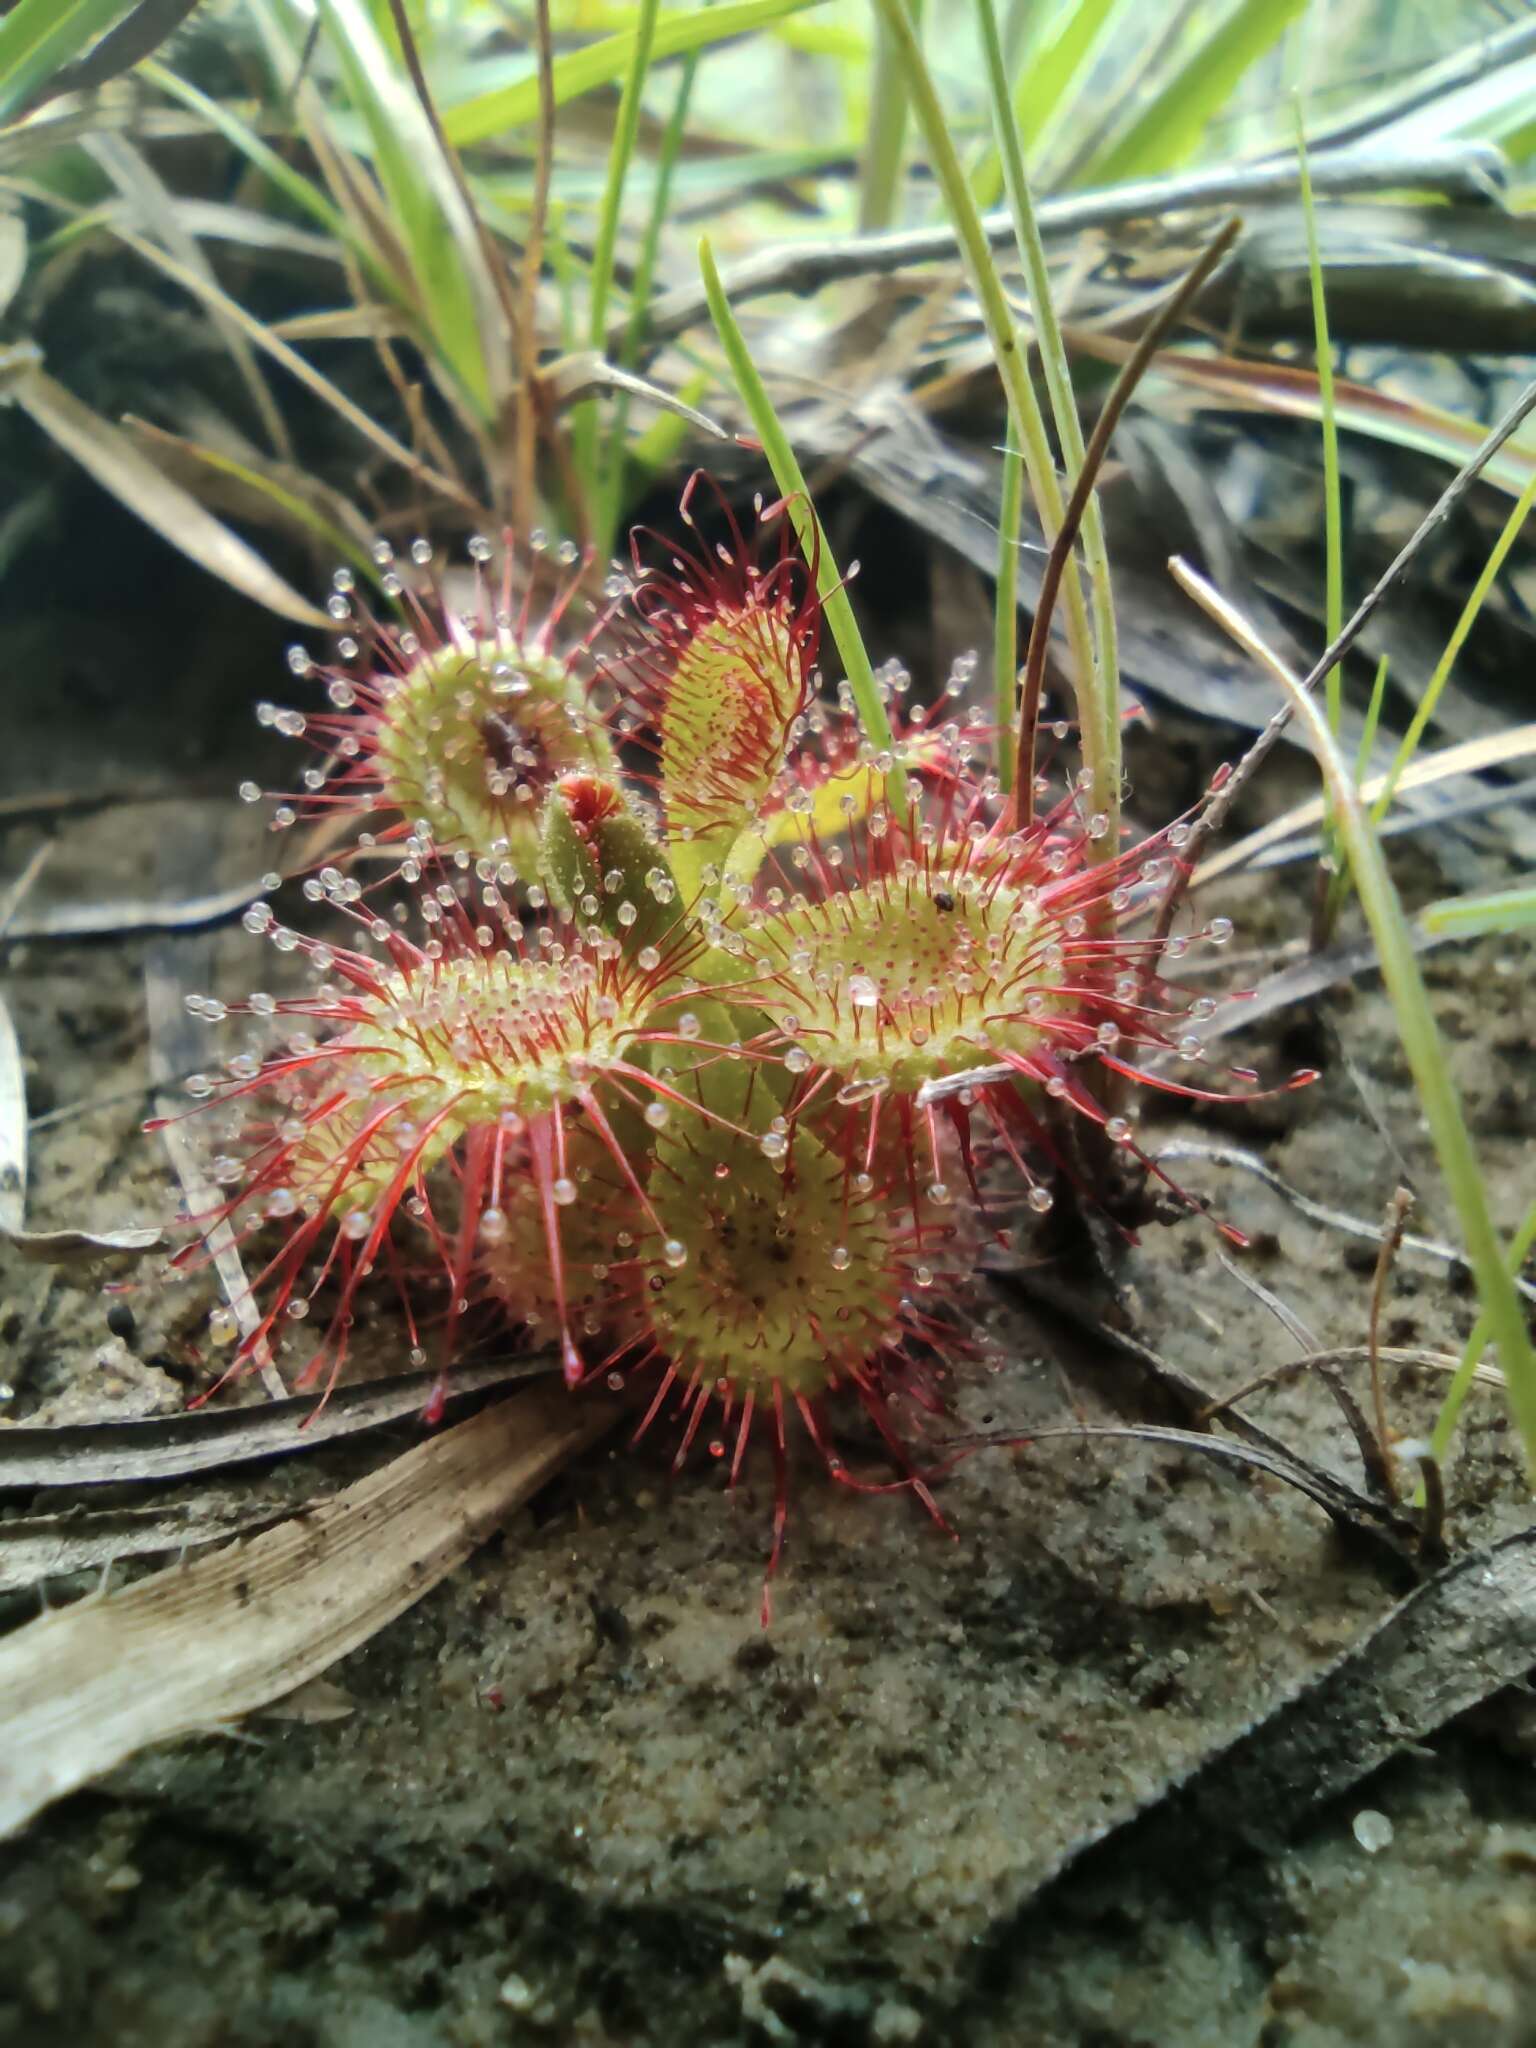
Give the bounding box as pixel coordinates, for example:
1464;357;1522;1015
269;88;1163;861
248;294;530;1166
1414;1446;1448;1563
1014;218;1241;824
1194;1343;1478;1424
1368;1186;1416;1500
1149;367;1536;958
613;142;1505;360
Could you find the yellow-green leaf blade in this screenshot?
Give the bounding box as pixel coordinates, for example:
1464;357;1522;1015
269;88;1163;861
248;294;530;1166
442;0;827;148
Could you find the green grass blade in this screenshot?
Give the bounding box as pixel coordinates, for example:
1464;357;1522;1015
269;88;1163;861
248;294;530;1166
975;0;1119;847
860;0;920;231
1429;1197;1536;1471
1294;107;1342;674
698;233;905;820
1174;560;1536;1479
586;0;659;357
1371;465;1536;824
1083;0;1309;187
1422;887;1536;939
315;0;501;422
1320;651;1392;946
596;45;700;553
0;0;126;124
993;436;1023;797
442;0;826;148
141;61;357;255
1015;0;1123;151
873;0;1109;840
1353;654;1390;785
1295;100;1345;935
574;0;660;502
972;0;1121;209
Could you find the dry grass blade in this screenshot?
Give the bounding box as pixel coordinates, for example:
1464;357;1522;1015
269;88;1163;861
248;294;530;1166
986;1268;1421;1566
1150;1141;1536;1307
2;354;327;626
1196;1344;1506;1424
0;869;166;1258
1005;1526;1536;1927
0;1356;557;1489
970;1422;1408;1543
0;990;24;1236
0;1388;615;1840
0;206;24;317
4;874;268;941
108;231;484;516
1195;722;1536;888
144;941;285;1402
1149;370;1536;957
0;1222;163;1262
0;1496;293;1595
543;350;730;439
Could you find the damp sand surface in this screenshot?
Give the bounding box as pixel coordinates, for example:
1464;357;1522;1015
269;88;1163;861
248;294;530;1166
3;611;1535;2048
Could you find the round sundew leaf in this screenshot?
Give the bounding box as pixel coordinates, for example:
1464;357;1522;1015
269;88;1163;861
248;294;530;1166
479;1122;649;1343
657;599;810;893
757;868;1059;1095
646;1113;897;1403
371;637;617;867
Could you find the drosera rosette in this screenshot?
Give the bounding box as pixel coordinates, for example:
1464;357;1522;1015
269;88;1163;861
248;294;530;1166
146;461;1320;1618
154;868;783;1400
248;527;623;883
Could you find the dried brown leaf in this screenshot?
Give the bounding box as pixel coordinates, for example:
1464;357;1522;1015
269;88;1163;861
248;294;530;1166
0;1388;614;1839
3;356;327;625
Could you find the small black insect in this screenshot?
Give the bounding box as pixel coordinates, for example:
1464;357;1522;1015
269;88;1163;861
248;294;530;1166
933;890;955;913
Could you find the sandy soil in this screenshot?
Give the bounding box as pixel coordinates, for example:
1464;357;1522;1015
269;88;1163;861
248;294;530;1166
2;571;1534;2048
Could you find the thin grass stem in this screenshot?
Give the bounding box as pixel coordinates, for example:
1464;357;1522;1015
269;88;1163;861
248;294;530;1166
869;0;1104;846
1170;557;1536;1480
976;0;1119;832
994;437;1024;797
860;0;921;231
1295;106;1343;675
1372;465;1536;824
574;0;660;496
698;235;905;820
1429;1197;1536;1472
596;47;700;556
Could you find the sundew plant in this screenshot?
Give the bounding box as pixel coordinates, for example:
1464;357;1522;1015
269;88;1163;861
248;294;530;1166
158;473;1309;1609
